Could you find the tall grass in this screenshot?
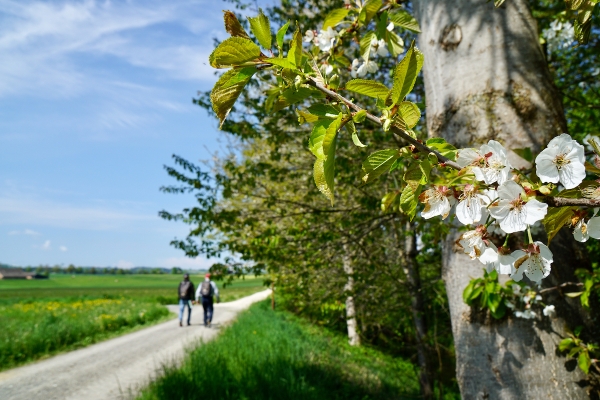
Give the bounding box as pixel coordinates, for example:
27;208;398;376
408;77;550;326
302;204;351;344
0;298;169;371
138;301;422;400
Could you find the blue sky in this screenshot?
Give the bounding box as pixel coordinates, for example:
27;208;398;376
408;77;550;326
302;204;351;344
0;0;273;269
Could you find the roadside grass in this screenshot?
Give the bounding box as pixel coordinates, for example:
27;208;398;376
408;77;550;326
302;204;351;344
0;297;170;371
138;300;422;400
0;275;265;371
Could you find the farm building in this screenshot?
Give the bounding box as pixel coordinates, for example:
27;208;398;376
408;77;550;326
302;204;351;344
0;267;47;280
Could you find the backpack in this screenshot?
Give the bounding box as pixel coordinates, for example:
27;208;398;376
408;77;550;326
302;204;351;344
179;281;191;298
200;281;213;297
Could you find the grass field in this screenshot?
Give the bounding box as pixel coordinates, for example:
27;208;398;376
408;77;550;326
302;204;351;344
138;300;423;400
0;274;266;304
0;274;265;371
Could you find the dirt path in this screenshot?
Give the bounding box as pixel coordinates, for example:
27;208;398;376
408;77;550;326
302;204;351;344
0;289;271;400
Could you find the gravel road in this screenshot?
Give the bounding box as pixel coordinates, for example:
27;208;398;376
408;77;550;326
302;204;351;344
0;289;271;400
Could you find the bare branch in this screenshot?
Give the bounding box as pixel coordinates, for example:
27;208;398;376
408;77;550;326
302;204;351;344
543;197;600;207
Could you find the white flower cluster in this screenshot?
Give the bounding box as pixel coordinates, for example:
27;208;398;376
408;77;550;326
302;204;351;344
350;24;394;78
506;285;556;320
420;134;599;284
543;20;575;53
303;27;338;52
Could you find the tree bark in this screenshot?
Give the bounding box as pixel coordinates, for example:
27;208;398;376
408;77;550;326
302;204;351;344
414;0;594;398
402;220;434;400
342;243;361;346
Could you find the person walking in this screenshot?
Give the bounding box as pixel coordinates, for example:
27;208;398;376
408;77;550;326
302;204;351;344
177;273;195;327
195;273;220;327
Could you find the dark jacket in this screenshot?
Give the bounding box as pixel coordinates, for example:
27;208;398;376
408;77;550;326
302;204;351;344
178;280;195;301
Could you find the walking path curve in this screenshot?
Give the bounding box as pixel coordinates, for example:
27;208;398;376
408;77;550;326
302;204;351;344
0;289;271;400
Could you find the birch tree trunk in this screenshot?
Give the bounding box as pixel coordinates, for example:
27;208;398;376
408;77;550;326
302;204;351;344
342;243;361;346
414;0;594;398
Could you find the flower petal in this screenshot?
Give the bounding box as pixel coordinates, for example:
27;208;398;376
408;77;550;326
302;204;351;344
587;216;600;239
524;199;548;226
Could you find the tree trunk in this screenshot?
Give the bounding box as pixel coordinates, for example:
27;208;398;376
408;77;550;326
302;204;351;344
414;0;594;398
342;243;361;346
402;220;434;399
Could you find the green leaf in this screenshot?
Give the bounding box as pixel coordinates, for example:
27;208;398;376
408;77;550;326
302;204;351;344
398;101;421;128
359;0;383;25
210;66;257;128
288;27;303;67
345;79;389;99
400;184;422;220
307;104;340;118
322;8;349;30
309;120;331;160
494;0;506;7
314;159;333;204
297;110;319;124
381;191;400;212
463;280;476;303
559;338;575;352
386;31;405;57
565;291;584;298
513;147;534;162
353;109;367;123
404;160;430;187
389;41;424;105
542;206;576;243
426;138;458;161
223;11;250;39
360;31;376;61
264;57;297;70
360;149;401;184
578;351;591;374
209;37;261;68
323;113;343;159
276;21;290;49
585;161;600;175
247;8;272;49
346;121;367;147
313;117;341;205
388;9;421;33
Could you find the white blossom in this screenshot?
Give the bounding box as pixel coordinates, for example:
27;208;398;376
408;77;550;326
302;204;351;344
456;140;512;185
370;38;389;57
479;245;519;276
535;133;586;189
387;22;394;31
419;186;452;219
488;181;548;233
458;225;493;259
573;219;589;242
542;20;575;53
588;216;600;239
303;30;317;44
512;242;553;284
543;305;556;318
456;184;492;225
316;27;338;52
352;59;378;77
583;134;600;154
515;309;536;319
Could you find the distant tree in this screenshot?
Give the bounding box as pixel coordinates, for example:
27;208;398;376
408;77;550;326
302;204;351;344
52;265;61;274
66;264;76;274
75;267;83;274
116;268;125;275
89;267;97;275
171;267;183;274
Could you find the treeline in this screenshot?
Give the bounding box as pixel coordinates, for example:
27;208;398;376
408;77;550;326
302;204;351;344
17;265;188;276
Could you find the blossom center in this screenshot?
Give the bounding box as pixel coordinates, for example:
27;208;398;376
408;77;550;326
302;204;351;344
509;197;525;211
553;153;571;170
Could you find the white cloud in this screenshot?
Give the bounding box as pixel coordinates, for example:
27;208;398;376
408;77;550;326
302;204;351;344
41;240;51;250
116;260;135;269
0;0;224;99
160;256;214;270
59;245;68;252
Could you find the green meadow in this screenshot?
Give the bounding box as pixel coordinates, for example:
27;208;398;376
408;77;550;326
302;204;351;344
0;274;265;370
138;300;424;400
